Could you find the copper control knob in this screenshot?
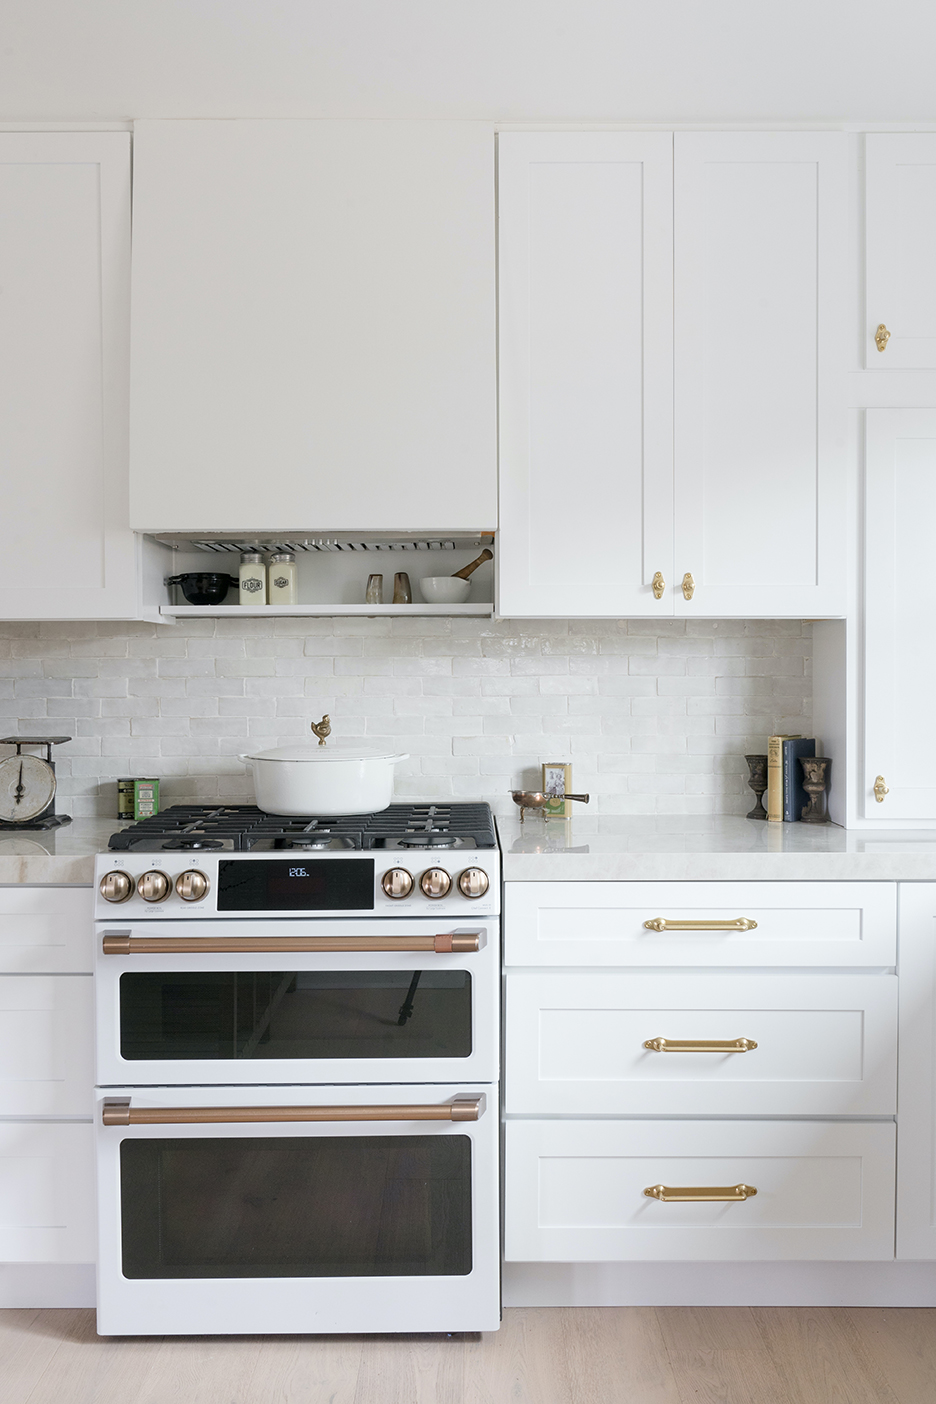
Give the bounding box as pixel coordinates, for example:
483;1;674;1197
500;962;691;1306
137;870;171;904
457;867;490;899
420;867;452;899
99;870;133;904
176;869;210;903
381;867;414;900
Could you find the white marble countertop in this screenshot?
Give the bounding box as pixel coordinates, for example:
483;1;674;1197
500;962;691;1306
0;819;126;884
6;814;936;886
497;814;936;882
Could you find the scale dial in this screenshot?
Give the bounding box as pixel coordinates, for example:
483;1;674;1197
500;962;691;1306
0;754;56;822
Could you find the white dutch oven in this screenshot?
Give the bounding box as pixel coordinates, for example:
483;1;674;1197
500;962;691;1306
240;744;409;816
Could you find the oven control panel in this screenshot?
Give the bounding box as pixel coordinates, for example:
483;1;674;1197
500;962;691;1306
94;850;500;919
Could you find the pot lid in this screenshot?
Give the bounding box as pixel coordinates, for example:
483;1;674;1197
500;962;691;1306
244;744;408;764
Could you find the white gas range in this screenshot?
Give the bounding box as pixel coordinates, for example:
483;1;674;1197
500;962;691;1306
92;803;500;1336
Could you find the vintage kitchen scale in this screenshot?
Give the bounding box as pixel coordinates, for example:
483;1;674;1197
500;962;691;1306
0;737;72;830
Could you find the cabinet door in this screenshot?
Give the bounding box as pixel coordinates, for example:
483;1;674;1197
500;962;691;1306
866;135;936;368
0;887;92;974
673;133;847;617
498;132;674;617
897;883;936;1257
0;976;93;1115
504;881;897;968
0;1123;94;1263
130;120;495;534
864;411;936;819
505;1120;895;1262
506;972;896;1117
0;133;136;619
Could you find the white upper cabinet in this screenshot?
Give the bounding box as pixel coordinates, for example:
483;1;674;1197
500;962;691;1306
498;131;848;619
863;410;936;821
0;133;137;620
498;132;674;618
866;135;936;369
673;132;848;617
129;121;496;534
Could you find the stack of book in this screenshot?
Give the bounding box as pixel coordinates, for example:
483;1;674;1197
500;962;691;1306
766;735;816;822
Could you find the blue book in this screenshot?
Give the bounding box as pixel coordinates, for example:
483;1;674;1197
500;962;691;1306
783;738;816;821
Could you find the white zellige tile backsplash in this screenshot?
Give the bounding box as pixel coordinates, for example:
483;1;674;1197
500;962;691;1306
0;617;811;820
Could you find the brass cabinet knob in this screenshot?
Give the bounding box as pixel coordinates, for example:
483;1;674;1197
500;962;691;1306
875;324;891;353
420;867;452;899
137;870;171;903
681;572;695;601
381;867;414;900
651;572;665;600
99;870;133;904
457;867;490;899
873;775;889;803
175;869;210;902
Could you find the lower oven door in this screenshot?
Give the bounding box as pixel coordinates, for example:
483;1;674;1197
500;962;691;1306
95;919;498;1086
96;1084;499;1335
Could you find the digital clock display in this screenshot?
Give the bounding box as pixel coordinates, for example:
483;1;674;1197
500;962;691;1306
217;859;375;912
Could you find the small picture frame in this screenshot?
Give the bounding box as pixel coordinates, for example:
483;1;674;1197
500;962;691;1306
541;762;571;818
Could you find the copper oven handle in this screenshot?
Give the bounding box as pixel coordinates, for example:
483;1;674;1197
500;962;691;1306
102;1095;485;1126
101;932;481;955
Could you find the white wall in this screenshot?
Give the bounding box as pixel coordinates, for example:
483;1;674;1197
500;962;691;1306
1;1;934;123
0;618;811;819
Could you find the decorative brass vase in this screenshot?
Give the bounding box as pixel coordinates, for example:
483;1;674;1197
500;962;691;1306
744;754;768;820
800;756;832;824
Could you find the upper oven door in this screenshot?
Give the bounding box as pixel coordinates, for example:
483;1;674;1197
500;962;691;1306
95;918;498;1086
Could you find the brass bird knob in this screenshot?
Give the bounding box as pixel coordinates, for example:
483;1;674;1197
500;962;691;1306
310;715;331;746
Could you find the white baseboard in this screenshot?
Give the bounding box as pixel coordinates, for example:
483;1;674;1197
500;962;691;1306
0;1265;95;1309
504;1261;936;1308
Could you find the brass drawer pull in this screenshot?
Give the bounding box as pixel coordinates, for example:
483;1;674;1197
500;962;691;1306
643;917;758;933
873;775;889;804
643;1037;758;1053
652;571;665;599
102;932;481;955
875;323;891;353
102;1095;485;1126
681;572;695;600
644;1183;757;1203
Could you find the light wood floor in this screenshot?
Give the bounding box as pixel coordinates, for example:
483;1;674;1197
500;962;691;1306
3;1305;936;1403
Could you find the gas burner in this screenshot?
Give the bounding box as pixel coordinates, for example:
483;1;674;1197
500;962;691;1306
162;837;226;851
397;832;458;848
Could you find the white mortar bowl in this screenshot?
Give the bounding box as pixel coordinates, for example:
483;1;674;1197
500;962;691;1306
419;577;471;605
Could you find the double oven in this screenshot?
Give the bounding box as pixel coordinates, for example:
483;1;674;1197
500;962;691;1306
93;805;500;1336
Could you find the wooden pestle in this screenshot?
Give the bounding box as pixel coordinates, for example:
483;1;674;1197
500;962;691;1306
451;548;493;581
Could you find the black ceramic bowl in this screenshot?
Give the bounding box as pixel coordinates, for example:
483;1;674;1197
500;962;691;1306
165;573;240;606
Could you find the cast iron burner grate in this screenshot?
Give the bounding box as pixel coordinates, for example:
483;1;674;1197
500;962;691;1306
108;802;497;852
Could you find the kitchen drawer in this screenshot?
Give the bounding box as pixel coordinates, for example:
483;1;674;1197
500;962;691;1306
505;1120;895;1262
0;1122;94;1263
0;976;93;1115
0;887;92;974
504;882;896;968
506;972;896;1116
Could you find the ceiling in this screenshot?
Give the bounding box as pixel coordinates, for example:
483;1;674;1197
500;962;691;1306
2;0;934;124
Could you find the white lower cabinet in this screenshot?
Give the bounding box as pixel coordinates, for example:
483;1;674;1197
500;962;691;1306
504;879;899;1270
506;973;896;1116
0;1123;95;1264
897;883;936;1258
0;887;94;1279
505;1120;896;1263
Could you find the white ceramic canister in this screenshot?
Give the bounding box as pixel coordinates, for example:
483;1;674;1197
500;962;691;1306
239;743;409;816
268;551;298;605
239;551;267;605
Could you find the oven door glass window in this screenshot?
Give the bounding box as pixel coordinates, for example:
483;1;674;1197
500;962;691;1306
118;970;472;1060
120;1135;472;1277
